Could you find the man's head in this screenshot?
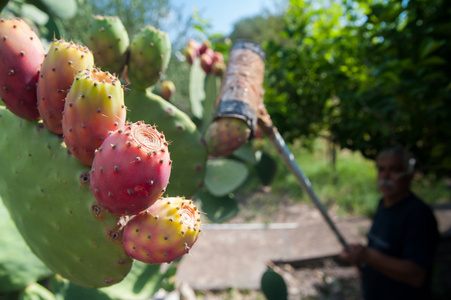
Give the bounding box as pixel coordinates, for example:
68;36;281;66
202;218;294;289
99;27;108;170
376;146;415;204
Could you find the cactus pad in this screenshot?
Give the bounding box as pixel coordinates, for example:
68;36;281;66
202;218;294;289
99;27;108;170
0;107;133;288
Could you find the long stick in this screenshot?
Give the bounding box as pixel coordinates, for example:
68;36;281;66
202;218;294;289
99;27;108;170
264;126;349;249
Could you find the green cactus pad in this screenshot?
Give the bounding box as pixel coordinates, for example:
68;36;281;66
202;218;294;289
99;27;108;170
204;158;249;197
0;107;133;288
87;15;130;75
49;261;177;300
124;89;207;198
0;199;53;293
194;187;239;223
127;25;171;90
18;282;55;300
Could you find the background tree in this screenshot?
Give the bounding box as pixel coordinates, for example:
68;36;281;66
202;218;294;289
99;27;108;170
263;0;451;176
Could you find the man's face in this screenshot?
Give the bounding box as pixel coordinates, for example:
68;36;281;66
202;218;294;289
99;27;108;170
377;154;412;200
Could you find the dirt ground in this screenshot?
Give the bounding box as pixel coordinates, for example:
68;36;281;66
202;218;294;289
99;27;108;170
192;187;364;300
190;187;451;300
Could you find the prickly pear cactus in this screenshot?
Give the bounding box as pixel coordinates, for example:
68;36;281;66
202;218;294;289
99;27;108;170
127;26;171;90
87;15;130;75
125;89;207;198
0;107;133;288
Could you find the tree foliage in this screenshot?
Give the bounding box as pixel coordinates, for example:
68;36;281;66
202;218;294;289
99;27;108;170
263;0;451;176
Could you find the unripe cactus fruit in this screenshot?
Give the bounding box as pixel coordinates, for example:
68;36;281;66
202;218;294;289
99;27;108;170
62;68;126;166
127;25;171;90
87;15;130;75
122;197;201;264
204;117;251;157
0;19;45;120
160;80;175;101
90;121;172;216
37;40;95;134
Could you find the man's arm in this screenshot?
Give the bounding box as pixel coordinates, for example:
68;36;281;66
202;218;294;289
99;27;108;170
340;244;426;287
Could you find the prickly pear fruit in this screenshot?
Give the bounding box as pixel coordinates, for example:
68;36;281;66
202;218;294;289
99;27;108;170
122;197;201;264
161;80;175;101
62;68;126;166
127;25;171;90
87;15;130;74
204;117;251;157
37;40;95;135
90;121;172;216
199;40;211;55
184;46;197;65
200;53;213;74
0;18;45;120
0;107;133;288
125;89;207;198
212;61;226;77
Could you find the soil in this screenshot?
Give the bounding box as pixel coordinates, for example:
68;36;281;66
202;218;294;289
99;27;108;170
199;187;363;300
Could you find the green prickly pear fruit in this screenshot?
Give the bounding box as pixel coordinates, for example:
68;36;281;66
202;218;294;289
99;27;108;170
122;197;201;264
90;121;172;216
204;117;251;157
127;25;171;90
62;68;126;166
0;18;45;120
161;80;175;101
87;15;130;75
0;107;133;288
125;89;207;198
37;39;95;135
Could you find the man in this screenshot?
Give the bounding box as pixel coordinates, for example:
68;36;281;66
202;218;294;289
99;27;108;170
340;146;439;299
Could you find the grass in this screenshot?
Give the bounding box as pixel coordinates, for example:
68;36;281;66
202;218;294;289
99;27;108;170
240;136;451;219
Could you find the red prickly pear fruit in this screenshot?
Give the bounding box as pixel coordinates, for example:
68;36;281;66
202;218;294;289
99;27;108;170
37;40;95;134
204;117;251;157
90;121;172;216
200;53;213;74
62;68;126;166
199;40;211;55
186;39;200;56
184;47;197;65
212;61;226;77
161;80;175;101
212;51;224;64
0;19;46;120
122;197;201;264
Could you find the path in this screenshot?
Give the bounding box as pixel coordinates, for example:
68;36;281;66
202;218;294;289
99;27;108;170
176;204;451;292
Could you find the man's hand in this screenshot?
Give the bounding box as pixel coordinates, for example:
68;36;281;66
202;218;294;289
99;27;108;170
339;243;366;265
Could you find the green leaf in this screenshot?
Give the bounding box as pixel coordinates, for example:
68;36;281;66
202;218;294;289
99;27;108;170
419;38;446;59
260;267;288;300
205;158;249;197
255;151;278;186
194;188;239;223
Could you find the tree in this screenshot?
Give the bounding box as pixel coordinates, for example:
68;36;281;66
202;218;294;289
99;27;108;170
263;0;451;176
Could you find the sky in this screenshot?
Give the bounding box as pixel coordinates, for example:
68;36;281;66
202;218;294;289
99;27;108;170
171;0;284;36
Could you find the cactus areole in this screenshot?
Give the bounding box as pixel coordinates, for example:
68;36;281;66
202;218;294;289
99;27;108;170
214;40;266;138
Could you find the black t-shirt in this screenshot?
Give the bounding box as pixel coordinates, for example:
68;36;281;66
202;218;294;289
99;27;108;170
362;192;439;300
